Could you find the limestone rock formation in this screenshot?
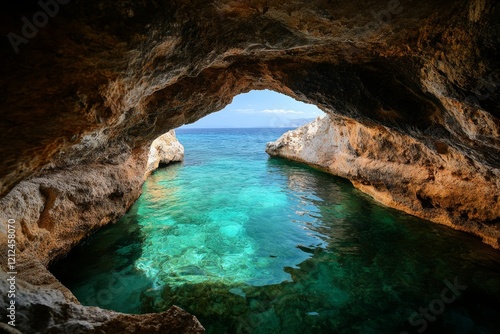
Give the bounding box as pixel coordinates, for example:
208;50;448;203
146;130;185;176
0;134;199;333
267;115;500;247
0;264;204;333
0;0;499;332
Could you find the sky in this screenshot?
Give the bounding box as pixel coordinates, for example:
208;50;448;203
179;90;324;128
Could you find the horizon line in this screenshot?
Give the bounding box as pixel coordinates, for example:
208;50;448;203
176;126;299;130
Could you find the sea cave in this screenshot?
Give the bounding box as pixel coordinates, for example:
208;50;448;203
1;1;500;333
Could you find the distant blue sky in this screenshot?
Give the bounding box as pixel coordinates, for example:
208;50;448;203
179;90;324;128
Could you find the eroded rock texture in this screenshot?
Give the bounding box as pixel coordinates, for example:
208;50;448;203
267;115;500;247
146;130;184;176
0;265;204;333
0;0;499;332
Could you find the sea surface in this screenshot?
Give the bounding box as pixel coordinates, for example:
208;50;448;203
52;128;500;333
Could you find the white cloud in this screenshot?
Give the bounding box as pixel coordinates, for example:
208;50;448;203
261;109;304;114
234;108;256;113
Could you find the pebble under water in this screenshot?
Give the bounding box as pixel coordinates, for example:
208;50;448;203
51;128;500;334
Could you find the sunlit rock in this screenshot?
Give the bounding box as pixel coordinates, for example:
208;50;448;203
146;130;184;176
267;115;500;248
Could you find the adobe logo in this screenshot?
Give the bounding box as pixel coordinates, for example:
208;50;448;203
7;0;71;54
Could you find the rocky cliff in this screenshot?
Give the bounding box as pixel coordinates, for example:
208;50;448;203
0;0;499;332
267;115;500;247
0;131;194;333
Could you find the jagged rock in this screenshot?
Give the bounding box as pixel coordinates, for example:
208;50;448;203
0;266;204;333
0;0;499;332
146;130;184;176
266;115;500;248
0;141;201;333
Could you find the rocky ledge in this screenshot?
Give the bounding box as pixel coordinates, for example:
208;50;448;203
0;132;190;333
267;115;500;248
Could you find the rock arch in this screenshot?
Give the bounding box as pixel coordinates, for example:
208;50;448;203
0;0;499;332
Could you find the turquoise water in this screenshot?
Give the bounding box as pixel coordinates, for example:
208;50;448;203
52;128;500;333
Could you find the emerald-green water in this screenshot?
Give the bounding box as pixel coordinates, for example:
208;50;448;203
52;128;500;333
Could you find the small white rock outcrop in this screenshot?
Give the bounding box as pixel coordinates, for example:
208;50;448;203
145;130;184;176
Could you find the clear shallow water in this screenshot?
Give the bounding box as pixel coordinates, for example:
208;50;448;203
52;128;500;333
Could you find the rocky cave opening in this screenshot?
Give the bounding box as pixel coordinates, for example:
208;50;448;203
1;0;499;333
177;89;326;129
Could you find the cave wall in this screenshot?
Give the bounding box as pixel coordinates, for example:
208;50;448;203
2;0;498;197
0;0;499;332
267;115;500;248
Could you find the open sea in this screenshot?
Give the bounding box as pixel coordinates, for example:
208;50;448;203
52;128;500;334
